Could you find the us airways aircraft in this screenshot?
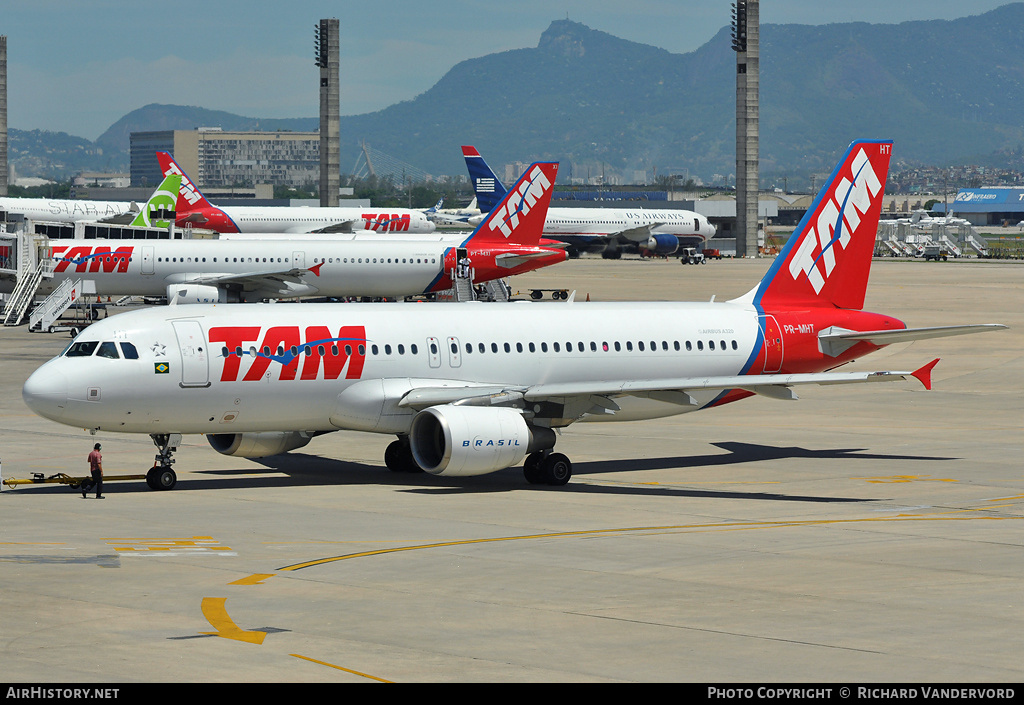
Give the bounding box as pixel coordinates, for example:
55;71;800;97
156;152;436;235
462;145;714;257
10;164;565;304
22;141;1005;491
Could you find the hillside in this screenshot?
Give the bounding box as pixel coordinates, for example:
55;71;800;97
9;3;1024;184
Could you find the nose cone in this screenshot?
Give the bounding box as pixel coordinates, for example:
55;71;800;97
23;366;68;422
426;220;437;232
706;221;717;238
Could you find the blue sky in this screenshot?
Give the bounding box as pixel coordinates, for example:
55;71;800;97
3;0;1016;140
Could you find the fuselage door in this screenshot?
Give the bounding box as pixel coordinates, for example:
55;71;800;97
141;246;155;275
426;336;441;368
172;320;210;388
446;336;462;368
292;251;306;269
761;314;784;373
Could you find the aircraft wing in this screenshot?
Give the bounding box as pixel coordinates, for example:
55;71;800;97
397;360;940;418
96;202;141;225
181;266;319;294
310;219;368;234
609;223;663;244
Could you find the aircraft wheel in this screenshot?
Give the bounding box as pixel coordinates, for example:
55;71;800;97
147;466;177;491
523;452;545;484
542;453;572;486
385;440;421;472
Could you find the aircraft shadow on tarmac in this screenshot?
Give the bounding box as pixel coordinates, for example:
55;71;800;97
8;442;956;502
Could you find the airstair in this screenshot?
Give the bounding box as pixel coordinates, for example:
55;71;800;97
964;233;988;257
938;235;962;258
480;279;511;302
452;265;476;301
2;232;51;326
28;277;83;332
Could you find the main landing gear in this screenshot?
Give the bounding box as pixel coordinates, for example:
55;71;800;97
147;433;180;490
523;451;572;486
384;437;422;473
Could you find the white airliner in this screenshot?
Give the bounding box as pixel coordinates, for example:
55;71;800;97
22;141;1005;491
156;152;436;235
0;195;138;224
4;166;566;304
462;146;715;257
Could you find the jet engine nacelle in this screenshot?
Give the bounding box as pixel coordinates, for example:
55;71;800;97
167;283;236;305
640;233;679;255
409;405;555;477
207;431;313;458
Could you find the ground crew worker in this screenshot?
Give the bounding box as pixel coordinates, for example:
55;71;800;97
85;442;104;499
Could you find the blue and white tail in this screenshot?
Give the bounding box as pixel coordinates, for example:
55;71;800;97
462;145;508;213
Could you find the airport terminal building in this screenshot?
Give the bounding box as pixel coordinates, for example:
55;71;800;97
130;129;320;190
936;188;1024;226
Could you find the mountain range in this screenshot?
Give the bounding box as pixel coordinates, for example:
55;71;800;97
8;3;1024;186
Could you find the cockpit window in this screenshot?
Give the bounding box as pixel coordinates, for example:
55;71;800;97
65;341;98;357
96;342;120;359
120;342;139;360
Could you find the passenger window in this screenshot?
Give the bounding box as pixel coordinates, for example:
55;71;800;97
411;344;418;355
119;342;139;359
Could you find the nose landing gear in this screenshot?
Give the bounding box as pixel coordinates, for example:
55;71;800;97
147;433;180;490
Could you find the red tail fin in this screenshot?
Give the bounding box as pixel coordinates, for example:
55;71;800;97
752;141;892;311
467;162;558;247
155;151;215;214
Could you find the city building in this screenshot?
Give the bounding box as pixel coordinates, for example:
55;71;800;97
130;128;320;190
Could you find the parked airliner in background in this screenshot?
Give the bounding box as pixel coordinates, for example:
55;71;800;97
5;165;565;304
156;152;436;235
23;141;1005;491
0;195;139;224
428;196;482;226
462;145;714;258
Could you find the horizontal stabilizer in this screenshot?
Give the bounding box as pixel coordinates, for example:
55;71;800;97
819;324;1007;357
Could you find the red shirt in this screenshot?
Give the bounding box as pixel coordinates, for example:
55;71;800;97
88;450;102;472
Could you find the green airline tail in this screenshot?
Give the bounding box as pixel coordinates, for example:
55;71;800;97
130;174;181;228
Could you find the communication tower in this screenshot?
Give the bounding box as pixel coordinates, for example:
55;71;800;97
732;1;759;257
1;36;8;197
315;19;340;207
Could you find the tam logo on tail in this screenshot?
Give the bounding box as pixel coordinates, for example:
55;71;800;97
156;152;211;212
788;146;884;295
485;164;552;239
755;140;892;311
